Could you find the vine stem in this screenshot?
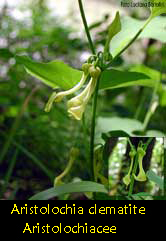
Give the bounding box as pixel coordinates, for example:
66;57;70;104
90;77;101;181
78;0;98;183
142;71;162;132
104;16;152;69
78;0;96;55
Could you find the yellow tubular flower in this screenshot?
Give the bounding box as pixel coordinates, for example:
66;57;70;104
67;75;94;120
134;147;146;182
54;147;79;187
123;148;136;187
44;63;91;112
67;66;101;120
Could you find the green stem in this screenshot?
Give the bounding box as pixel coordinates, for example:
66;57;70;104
142;72;162;132
127;138;133;149
142;101;158;131
128;154;138;196
78;0;96;55
0;148;19;199
104;16;152;69
90;76;101;181
143;137;153;151
82;115;89;164
78;0;98;184
115;17;151;59
134;88;147;120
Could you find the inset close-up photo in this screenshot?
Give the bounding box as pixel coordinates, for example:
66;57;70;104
108;137;164;198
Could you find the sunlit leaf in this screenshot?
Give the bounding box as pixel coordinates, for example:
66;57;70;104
146;170;164;190
104;11;121;54
150;0;166;18
96;117;166;139
110;16;166;58
96;117;144;137
146;130;165;137
16;55;82;89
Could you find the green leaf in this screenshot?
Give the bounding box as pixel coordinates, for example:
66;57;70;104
150;0;166;18
15;55;82;89
132;192;152;197
108;12;121;40
96;117;166;139
29;181;108;200
0;48;14;60
146;170;164;190
104;11;121;54
110;16;166;58
97;117;144;137
146;130;165;137
130;65;161;81
159;85;166;106
99;69;159;90
140;16;166;42
102;130;130;140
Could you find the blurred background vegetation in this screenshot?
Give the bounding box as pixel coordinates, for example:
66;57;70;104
0;0;165;199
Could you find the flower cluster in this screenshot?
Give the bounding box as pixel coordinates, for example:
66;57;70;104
45;63;101;120
123;145;147;187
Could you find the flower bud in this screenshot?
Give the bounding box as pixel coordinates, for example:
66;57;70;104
123;147;136;187
89;66;101;78
123;174;131;187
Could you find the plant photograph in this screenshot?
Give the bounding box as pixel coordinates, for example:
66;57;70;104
108;137;164;199
0;0;165;200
